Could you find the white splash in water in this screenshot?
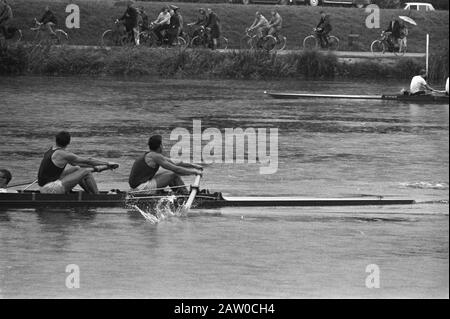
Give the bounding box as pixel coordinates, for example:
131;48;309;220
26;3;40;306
132;195;186;224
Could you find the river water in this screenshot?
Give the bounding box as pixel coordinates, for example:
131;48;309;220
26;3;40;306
0;76;448;298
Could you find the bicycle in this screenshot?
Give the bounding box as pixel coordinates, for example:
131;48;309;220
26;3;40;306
0;26;22;47
190;26;228;50
240;29;286;52
101;20;135;47
139;23;187;48
302;28;339;51
370;31;406;56
31;18;69;45
183;23;200;47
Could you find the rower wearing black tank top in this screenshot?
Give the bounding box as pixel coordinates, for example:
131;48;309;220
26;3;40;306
128;135;203;194
37;131;117;194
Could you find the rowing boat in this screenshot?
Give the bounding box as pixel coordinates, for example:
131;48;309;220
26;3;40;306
264;91;449;104
0;190;415;209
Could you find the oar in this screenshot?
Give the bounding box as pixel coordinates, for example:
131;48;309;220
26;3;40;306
8;180;37;188
23;179;38;191
7;164;118;189
183;175;201;212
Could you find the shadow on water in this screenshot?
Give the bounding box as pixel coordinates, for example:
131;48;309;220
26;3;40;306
31;208;97;249
0;209;11;222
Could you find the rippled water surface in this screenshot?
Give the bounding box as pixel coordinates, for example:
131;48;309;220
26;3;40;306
0;76;448;298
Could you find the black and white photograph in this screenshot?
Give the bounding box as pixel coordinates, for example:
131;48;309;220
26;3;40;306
0;0;448;304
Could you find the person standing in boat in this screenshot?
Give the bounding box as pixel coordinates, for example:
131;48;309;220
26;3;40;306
129;135;203;194
37;131;116;194
409;69;436;96
0;169;12;192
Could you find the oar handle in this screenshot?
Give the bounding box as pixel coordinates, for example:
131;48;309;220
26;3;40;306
92;163;119;173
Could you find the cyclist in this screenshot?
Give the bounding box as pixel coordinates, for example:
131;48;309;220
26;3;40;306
137;6;149;32
0;0;13;40
315;11;332;48
118;0;139;45
248;11;269;41
187;8;207;39
205;8;220;50
152;6;171;45
268;10;282;41
37;5;58;39
167;5;182;45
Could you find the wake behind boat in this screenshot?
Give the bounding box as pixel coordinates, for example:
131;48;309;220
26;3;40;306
264;91;449;104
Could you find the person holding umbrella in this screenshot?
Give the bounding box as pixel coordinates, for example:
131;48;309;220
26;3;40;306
397;15;417;53
385;14;401;52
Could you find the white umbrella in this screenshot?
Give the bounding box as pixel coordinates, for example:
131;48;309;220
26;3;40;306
399;16;418;26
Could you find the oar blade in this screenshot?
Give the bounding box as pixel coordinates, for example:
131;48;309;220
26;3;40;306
183;175;201;212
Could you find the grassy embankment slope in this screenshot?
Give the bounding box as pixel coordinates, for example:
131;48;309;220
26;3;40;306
10;0;449;52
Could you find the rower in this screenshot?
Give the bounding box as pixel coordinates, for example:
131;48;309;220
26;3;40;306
409;69;436;96
37;131;117;194
0;169;13;193
129;135;203;194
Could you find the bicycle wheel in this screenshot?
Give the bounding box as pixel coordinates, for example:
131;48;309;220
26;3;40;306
5;28;22;44
370;40;385;54
275;35;287;51
217;36;228;50
191;35;206;48
262;35;277;52
240;35;254;49
54;30;69;45
303;35;318;50
173;36;187;48
102;29;118;46
328;36;339;51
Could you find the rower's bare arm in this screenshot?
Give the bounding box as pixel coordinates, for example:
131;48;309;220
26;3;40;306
167;159;203;170
154;155;202;176
63;152;111;167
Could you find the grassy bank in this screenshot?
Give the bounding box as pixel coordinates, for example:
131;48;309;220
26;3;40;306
3;44;446;81
8;0;449;52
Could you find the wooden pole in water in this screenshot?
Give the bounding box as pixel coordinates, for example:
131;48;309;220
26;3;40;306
426;34;429;74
